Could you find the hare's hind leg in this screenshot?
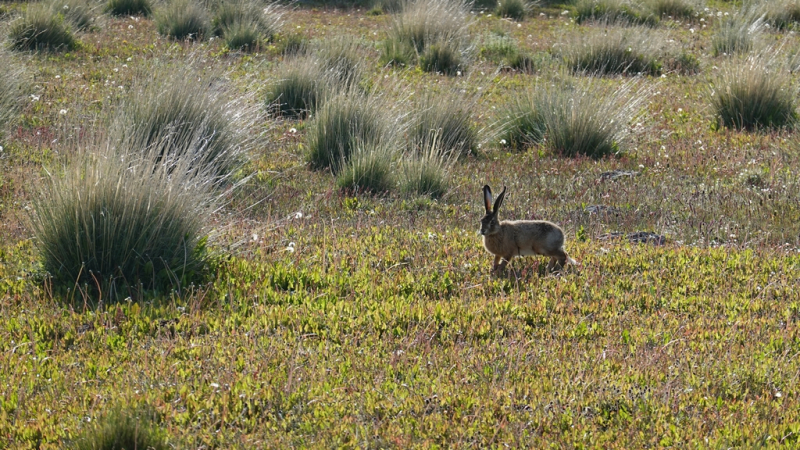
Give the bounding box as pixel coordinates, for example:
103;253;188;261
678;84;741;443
492;255;512;273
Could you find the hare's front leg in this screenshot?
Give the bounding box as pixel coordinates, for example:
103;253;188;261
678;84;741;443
492;255;503;272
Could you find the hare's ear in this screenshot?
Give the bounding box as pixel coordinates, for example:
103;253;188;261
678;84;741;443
483;185;493;213
493;185;507;213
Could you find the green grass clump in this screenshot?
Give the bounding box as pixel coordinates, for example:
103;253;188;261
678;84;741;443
711;57;797;131
73;404;168;450
420;40;464;74
410;93;477;158
0;50;24;135
645;0;696;19
106;0;151;16
712;15;761;57
156;0;210;41
399;140;452;198
8;4;77;52
211;0;283;50
760;0;800;30
278;32;309;56
307;92;390;174
383;0;472;71
32;137;217;300
51;0;97;31
336;142;396;194
575;0;658;26
314;35;367;86
562;29;662;76
266;56;326;119
379;36;415;67
495;0;528;20
115;67;248;178
502;80;648;158
479;33;520;64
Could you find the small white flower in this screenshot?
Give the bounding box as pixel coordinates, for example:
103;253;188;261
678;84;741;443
210;382;220;388
31;94;40;102
59;109;68;115
126;57;132;61
289;127;297;133
128;24;134;29
294;211;303;219
252;233;258;242
500;139;507;145
285;242;296;253
0;146;3;152
55;75;61;79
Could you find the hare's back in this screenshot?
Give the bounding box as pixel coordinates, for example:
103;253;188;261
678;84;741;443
504;220;565;251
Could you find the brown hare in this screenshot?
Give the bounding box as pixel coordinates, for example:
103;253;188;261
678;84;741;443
480;185;576;273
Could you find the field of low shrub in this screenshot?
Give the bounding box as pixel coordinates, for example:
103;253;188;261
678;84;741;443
1;0;800;447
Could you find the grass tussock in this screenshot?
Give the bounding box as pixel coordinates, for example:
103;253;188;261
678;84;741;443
114;65;251;178
50;0;98;31
32;136;218;301
410;92;477;158
645;0;697;19
72;404;167;450
336;142;396;194
574;0;659;26
313;35;368;86
560;28;662;76
266;55;327;119
156;0;210;41
106;0;151;16
307;91;393;174
712;13;763;57
502;79;649;158
212;0;283;50
0;50;25;135
383;0;473;73
495;0;529;21
399;137;454;198
711;55;797;131
8;4;77;52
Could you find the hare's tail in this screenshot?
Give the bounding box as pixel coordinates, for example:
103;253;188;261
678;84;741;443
567;256;579;266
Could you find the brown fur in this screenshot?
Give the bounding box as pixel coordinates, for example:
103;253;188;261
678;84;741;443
480;185;576;273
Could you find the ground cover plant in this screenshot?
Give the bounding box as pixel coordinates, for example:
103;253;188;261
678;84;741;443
4;1;800;447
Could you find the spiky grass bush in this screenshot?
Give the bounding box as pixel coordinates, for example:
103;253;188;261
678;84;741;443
645;0;697;19
479;33;520;65
156;0;210;41
211;0;283;37
400;139;453;198
73;404;167;450
410;93;477;158
279;32;309;56
106;0;151;16
711;56;797;131
51;0;97;31
336;142;396;194
420;40;464;74
114;67;249;178
712;14;762;57
307;92;392;174
266;56;326;119
760;0;800;30
502;80;648;158
0;50;24;135
384;0;473;71
313;35;367;86
379;37;415;67
223;20;261;50
575;0;658;26
8;4;77;51
32;136;218;300
495;0;528;20
561;29;662;76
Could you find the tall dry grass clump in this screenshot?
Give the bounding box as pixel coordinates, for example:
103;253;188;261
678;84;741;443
495;0;529;21
711;54;797;131
712;13;763;56
574;0;659;26
383;0;473;73
502;79;649;158
211;0;283;50
410;92;477;158
107;0;152;16
336;141;396;194
306;91;394;174
313;35;368;87
560;28;662;76
8;4;77;51
50;0;98;31
266;55;327;119
644;0;698;19
0;49;25;136
757;0;800;30
113;65;252;178
31;134;220;301
156;0;210;41
399;136;454;198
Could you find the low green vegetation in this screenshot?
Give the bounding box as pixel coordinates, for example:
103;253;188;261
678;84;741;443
4;0;800;447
